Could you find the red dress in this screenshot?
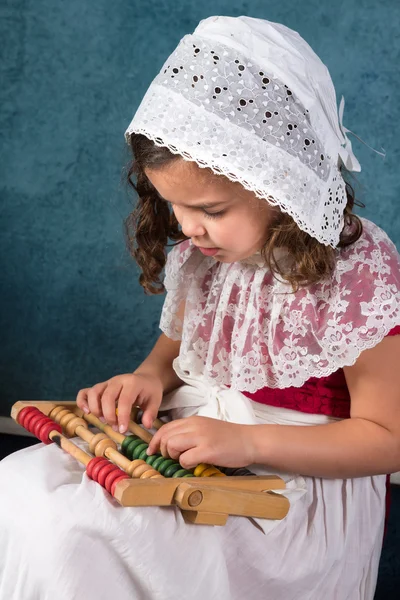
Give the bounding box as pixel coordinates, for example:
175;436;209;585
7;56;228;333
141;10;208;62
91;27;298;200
241;324;400;534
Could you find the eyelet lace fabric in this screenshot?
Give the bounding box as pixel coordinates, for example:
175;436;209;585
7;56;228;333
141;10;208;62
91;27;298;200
160;218;400;392
125;17;356;246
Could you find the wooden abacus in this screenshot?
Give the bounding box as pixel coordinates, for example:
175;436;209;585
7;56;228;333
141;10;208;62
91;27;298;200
11;400;290;526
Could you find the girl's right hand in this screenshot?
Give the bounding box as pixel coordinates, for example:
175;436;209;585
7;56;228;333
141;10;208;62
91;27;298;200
76;372;163;433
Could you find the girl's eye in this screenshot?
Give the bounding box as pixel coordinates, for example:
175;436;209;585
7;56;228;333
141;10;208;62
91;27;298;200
203;209;225;220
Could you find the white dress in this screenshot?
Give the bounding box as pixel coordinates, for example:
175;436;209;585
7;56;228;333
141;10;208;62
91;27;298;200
0;217;399;600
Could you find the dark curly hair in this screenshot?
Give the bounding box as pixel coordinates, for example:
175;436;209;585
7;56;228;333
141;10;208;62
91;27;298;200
123;133;364;294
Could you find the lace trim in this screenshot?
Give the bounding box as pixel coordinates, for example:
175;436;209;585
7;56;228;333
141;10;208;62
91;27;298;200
160;218;400;391
125;30;348;246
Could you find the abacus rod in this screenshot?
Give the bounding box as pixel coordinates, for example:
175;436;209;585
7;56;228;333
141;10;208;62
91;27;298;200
49;430;92;467
77;408;224;478
80;411;125;443
50;406;163;479
52;408;157;477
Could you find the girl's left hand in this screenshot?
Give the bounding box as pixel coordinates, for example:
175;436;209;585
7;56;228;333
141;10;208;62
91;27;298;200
147;416;255;470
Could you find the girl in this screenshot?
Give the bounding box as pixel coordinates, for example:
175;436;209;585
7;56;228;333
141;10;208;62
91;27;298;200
1;15;400;600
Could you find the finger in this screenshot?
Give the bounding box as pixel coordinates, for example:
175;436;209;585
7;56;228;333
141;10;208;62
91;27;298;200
166;433;197;461
178;448;204;470
76;388;90;414
117;386;139;433
86;383;107;417
147;420;186;455
141;399;161;430
100;381;123;427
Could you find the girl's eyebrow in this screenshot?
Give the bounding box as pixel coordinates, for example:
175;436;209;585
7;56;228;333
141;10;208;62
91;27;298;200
158;195;228;209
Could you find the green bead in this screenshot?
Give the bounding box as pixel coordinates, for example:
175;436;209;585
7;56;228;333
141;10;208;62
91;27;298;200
163;463;182;478
172;469;191;478
138;448;148;461
146;454;161;466
132;443;149;459
126;438;145;460
152;456;167;471
158;459;176;475
121;435;138;455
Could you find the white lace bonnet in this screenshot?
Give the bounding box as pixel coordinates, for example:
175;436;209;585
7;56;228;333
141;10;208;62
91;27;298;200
124;15;384;247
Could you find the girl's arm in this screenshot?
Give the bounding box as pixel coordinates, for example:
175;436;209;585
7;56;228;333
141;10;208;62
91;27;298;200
148;334;400;477
250;334;400;478
134;298;185;394
134;332;183;394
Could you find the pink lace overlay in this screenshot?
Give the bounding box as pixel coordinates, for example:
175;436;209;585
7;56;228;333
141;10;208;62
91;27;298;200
242;323;400;419
160;218;400;392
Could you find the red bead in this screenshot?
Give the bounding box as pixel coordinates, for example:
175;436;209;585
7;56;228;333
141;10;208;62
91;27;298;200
104;468;125;493
97;463;116;487
17;407;60;443
92;458;109;482
39;421;61;444
86;457;106;480
19;407;38;429
110;474;130;497
33;416;49;438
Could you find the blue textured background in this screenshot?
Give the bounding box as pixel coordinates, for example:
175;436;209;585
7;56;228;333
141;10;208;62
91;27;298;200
1;1;399;594
1;0;398;415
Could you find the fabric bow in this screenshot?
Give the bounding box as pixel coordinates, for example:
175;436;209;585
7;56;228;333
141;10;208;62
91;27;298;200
338;95;386;172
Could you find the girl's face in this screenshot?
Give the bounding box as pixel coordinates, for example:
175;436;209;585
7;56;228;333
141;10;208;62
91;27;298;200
145;159;275;263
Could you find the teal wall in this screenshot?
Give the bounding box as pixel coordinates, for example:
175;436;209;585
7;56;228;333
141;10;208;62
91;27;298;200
1;0;399;415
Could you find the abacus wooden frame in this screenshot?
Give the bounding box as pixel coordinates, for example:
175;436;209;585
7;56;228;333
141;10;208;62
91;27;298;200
11;400;290;526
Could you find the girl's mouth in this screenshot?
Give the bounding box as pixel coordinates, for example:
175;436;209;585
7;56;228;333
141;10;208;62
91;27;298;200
198;247;220;256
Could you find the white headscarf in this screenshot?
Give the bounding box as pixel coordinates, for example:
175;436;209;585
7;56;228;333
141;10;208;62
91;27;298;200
125;15;385;247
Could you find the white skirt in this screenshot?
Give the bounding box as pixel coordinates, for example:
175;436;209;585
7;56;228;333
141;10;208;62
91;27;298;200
0;370;386;600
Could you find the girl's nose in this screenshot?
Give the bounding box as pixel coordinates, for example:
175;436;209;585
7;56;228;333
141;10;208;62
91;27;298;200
178;210;206;238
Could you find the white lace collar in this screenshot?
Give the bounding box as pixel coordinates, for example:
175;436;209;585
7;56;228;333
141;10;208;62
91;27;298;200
160;218;400;391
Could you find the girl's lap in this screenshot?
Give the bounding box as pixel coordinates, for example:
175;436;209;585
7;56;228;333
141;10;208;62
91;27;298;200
0;441;386;600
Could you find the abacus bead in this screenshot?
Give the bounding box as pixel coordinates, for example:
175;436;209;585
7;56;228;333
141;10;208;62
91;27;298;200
39;421;62;444
127;439;147;459
97;463;116;487
132;463;152;478
28;413;46;434
24;409;39;426
121;435;137;454
33;415;50;438
193;463;210;477
89;433;108;455
200;467;221;477
173;469;192;478
87;457;105;479
140;468;161;479
158;459;176;475
110;474;130;497
152;456;166;470
163;463;182;478
233;468;254;476
127;437;145;451
25;408;43;432
104;468;126;493
138;449;149;461
92;458;109;481
16;406;34;426
94;438;118;458
146;454;161;466
125;459;144;477
132;443;149;460
64;415;87;437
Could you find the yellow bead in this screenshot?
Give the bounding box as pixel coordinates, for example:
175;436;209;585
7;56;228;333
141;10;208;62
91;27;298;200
200;467;221;477
193;463;210;477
